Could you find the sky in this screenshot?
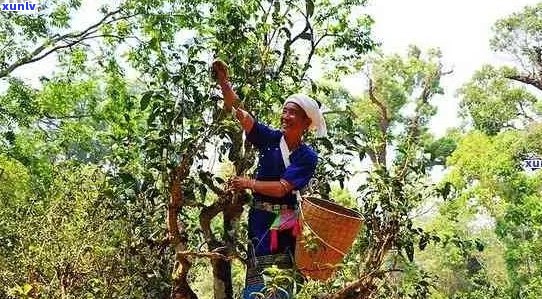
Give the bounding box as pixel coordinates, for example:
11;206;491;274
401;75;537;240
10;0;541;137
341;0;541;193
356;0;541;137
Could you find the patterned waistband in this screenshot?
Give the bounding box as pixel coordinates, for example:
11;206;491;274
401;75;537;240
252;201;298;212
255;253;293;268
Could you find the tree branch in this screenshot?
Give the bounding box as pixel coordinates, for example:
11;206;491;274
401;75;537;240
274;10;311;79
326;268;382;299
368;78;389;129
199;200;226;244
368;78;389;166
168;155;198;299
199;171;226;197
168;157;192;246
42;113;94;120
178;249;235;261
506;73;542;91
517;100;536;122
397;68;448;180
0;8;135;79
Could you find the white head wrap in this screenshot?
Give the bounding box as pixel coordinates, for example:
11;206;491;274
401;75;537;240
283;93;327;137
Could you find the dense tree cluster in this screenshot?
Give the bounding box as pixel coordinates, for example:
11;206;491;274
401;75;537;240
1;1;541;298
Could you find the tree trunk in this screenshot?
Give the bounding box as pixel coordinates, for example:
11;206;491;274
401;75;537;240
210;246;233;299
171;258;198;299
204;193;245;299
168;159;198;299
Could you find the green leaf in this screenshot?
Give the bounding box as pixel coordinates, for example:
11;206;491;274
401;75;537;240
140;91;153;110
310;80;318;93
358;149;366;161
419;235;428;250
299;32;312;40
4;131;16;144
279;27;291;39
306;0;314;17
405;241;414;262
273;1;281;15
475;239;485;252
22;283;32;295
149;37;159;51
320;137;334;151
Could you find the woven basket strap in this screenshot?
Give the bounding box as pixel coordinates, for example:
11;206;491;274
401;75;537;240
299;207;347;256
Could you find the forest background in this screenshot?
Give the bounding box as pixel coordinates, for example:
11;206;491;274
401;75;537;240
1;0;542;298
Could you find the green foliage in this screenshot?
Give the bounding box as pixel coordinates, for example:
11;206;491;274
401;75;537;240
1;163;172;298
1;0;378;297
445;129;542;297
490;2;542;70
458;65;537;135
3;0;541;298
296;46;458;298
454;7;542;295
0;155;31;280
0;154;31;202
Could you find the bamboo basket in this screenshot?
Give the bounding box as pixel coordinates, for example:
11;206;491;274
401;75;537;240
295;197;363;281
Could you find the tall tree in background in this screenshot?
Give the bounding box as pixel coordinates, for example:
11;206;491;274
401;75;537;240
0;2;175;297
297;46;455;298
454;3;542;297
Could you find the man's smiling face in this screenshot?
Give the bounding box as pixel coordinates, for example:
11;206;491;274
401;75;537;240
280;102;311;135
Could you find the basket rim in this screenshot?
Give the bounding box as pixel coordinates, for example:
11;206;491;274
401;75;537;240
302;196;363;221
